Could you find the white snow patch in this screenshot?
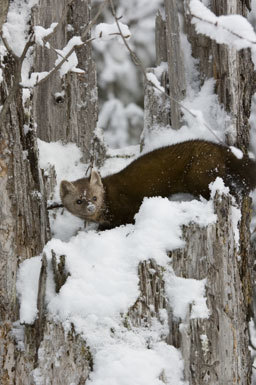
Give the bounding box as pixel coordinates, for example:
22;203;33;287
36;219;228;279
94;22;131;42
38;139;87;202
16;256;41;324
34;23;58;46
55;36;84;77
2;0;38;57
209;177;230;199
88;342;186;385
230;146;243;159
165;270;209;321
146;72;165;93
231;205;241;247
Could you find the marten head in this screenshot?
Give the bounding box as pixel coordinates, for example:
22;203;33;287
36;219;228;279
60;170;105;223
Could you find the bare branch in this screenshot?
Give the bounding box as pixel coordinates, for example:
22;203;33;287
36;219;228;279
47;203;64;210
109;0;223;144
19;32;35;63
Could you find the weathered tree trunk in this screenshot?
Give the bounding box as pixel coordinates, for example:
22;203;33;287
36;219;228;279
0;1;97;383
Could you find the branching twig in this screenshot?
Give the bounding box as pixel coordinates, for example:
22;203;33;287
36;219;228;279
109;0;147;77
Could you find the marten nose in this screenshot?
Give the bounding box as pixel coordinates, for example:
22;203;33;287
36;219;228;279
87;202;96;213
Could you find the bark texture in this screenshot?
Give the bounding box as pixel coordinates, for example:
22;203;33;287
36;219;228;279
0;0;8;32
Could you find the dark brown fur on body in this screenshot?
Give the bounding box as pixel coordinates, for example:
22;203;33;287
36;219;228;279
60;140;256;229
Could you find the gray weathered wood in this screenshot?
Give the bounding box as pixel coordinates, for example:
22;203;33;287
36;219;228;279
165;0;186;129
0;1;98;383
0;0;8;33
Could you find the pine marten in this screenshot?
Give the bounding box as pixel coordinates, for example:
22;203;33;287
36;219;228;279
60;140;256;229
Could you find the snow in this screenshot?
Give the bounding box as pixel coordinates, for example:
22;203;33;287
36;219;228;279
190;0;256;51
230;146;243;159
37;139;88;240
34;23;58;46
16;256;41;324
209;177;230;199
88;342;186;385
2;0;38;57
165;272;209;321
21;71;49;88
94;22;131;42
55;36;84;77
18;192;216;384
146;72;165;93
37;139;87;202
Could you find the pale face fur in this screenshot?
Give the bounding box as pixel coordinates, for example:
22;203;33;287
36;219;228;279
60;170;105;223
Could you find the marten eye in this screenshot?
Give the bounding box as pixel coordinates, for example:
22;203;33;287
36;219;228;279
76;199;83;205
92;196;97;201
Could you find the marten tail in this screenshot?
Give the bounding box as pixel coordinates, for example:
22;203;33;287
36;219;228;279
226;152;256;194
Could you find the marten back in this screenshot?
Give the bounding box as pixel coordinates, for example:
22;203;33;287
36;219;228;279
101;140;256;226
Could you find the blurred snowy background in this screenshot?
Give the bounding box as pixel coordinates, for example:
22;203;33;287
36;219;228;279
92;0;164;148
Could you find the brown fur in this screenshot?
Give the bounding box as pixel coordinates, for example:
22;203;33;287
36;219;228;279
60;140;256;229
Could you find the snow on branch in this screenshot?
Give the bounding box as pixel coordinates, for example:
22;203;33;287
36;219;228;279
190;0;256;50
34;23;58;46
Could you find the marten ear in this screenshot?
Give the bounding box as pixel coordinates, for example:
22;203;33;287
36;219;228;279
60;180;77;199
90;169;103;188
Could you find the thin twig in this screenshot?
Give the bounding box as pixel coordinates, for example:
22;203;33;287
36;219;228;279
109;0;223;144
47;203;64;210
109;0;147;77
